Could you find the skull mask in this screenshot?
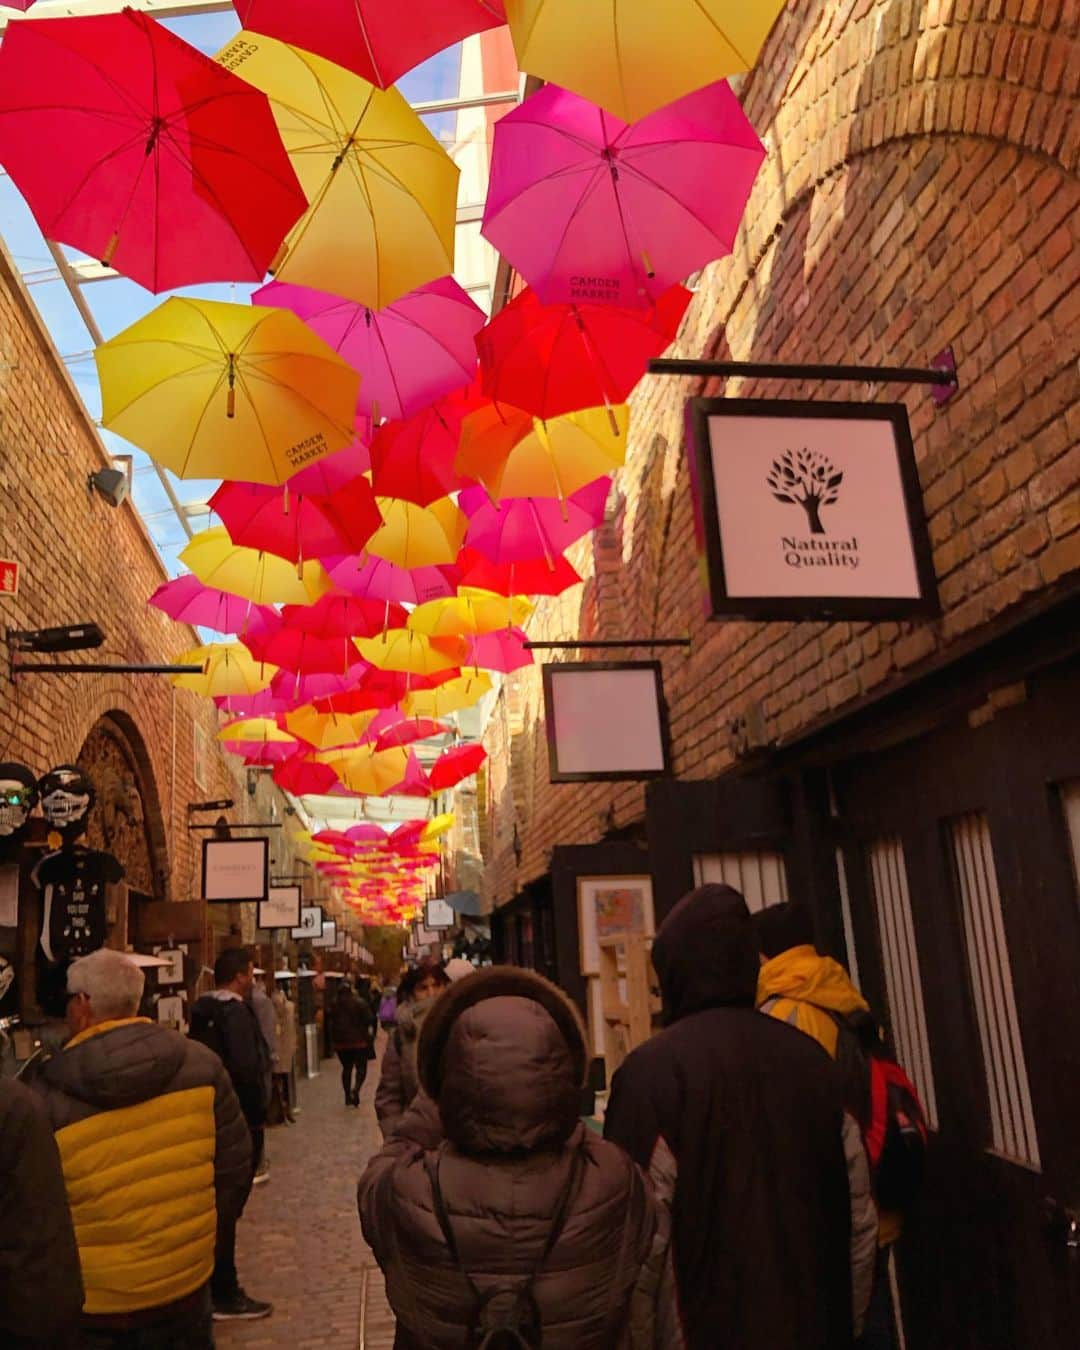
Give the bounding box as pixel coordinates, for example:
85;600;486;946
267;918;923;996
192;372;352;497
38;765;95;837
0;763;38;838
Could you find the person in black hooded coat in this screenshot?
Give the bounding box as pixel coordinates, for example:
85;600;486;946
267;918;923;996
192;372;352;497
604;884;864;1350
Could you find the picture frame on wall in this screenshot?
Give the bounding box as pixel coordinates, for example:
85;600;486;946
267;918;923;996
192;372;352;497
202;838;269;904
542;661;672;783
312;919;337;949
258;885;302;932
576;874;655;976
291;904;323;940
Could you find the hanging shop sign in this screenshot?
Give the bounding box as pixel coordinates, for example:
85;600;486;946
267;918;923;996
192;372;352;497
688;399;939;620
542;661;671;783
426;897;456;930
312;918;337;949
258;884;302;932
0;559;19;596
292;904;323;940
201;837;269;904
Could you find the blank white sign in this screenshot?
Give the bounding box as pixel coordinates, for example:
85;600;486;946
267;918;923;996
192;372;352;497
548;666;666;777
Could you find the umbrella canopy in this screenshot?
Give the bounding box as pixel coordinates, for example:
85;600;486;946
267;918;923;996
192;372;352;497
0;10;306;293
232;0;506;88
373;718;449;752
390;752;432;798
284;705;379;751
180;528;331;606
457;404;629;502
270;663;370;703
243;625;360;676
171;644;277;697
257;276;484;424
477;285;691;419
409;589;534;638
216;33;459;307
456;547;582;598
281;593;408;639
369;388;484;506
148;575;279;637
403;672;493;719
460;477;611;566
287;429;371;495
273;752;340;796
435;627;534;674
319;745;412;796
96;297;359;484
354;629;462;676
217;719;299;761
502;0;785;121
429;743;487;792
210;478;381;565
327;553;460;606
214;689;289;717
310;668;447;715
483;82;765;309
366;497;467;569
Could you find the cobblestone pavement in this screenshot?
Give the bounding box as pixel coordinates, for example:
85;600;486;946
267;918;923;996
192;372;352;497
215;1047;395;1350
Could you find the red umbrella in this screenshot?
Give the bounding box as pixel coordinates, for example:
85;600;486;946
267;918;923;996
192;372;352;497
345;823;390;845
210;479;381;566
477;284;691;420
247;594;408;673
149;575;279;637
272;753;340;796
429;743;487;791
391;752;433;798
310;668;453;715
0;10;306;293
456;547;583;598
374;718;449;752
281;594;408;639
369;383;487;507
233;0;507;88
460;477;612;566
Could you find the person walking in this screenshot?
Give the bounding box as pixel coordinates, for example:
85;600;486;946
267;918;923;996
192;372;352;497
330;978;377;1106
0;1076;83;1349
33;948;254;1347
359;967;658;1349
251;973;277;1133
189;947;274;1321
374;958;449;1139
604;884;876;1350
271;979;298;1124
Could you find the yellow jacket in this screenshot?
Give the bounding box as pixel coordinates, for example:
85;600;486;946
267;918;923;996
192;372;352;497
35;1018;251;1316
756;945;869;1056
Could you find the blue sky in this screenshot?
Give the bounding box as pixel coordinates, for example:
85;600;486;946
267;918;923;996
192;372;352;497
0;7;466;577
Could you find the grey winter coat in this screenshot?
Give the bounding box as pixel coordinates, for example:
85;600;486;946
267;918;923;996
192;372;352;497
374;997;430;1139
358;967;658;1350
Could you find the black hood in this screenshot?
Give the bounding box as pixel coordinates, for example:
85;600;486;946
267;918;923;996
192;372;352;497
651;885;760;1023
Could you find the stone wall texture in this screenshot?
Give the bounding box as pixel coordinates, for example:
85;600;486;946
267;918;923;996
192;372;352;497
479;0;1080;905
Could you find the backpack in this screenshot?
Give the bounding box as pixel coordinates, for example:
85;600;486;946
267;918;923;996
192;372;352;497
378;993;397;1025
188;998;228;1064
424;1143;586;1349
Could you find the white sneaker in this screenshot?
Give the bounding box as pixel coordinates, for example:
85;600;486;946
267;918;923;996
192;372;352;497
253;1164;270;1186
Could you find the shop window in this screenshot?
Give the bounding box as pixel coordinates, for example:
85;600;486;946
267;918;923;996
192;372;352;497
1060;780;1080;898
947;814;1040;1168
692;850;788;912
865;838;939;1129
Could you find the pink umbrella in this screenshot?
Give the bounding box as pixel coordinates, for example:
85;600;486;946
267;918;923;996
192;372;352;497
269;663;371;703
435;627;534;674
326;554;461;607
233;0;506;88
460;477;612;566
387;820;428;848
256;276;485;424
374;718;449;752
149;575;279;636
483;82;765;309
225;740;298;765
429;743;488;791
210;478;381;565
272;753;340;796
345;823;390;845
287;429;371;496
214;689;290;718
390;752;432;798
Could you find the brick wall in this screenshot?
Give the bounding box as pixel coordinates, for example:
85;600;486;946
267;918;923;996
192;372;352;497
480;0;1079;904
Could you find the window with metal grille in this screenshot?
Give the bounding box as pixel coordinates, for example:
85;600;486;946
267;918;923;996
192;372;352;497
692;851;788;912
948;814;1040;1168
1059;780;1080;898
865;838;939;1129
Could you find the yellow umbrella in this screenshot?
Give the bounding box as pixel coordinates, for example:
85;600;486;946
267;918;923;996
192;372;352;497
366;497;466;569
502;0;785;121
95;297;359;484
171;644;277;697
354;629;461;676
403;671;493;719
284;705;378;750
457;405;629;503
409;587;533;637
180;528;331;606
216;718;296;745
422;813;455;842
318;745;411;796
216;33;459;308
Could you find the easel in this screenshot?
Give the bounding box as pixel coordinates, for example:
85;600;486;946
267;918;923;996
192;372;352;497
596;933;660;1085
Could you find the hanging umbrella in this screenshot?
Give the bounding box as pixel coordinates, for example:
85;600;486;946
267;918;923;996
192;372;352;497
243;624;361;676
456;547;582;598
477;285;691;419
96;297;359;484
374;718;449;752
216;33;459;308
273;753;340;796
501;0;785;122
369;386;486;506
0;10;306;293
483;82;765;309
217;718;299;761
319;745;412;796
434;627;534;674
457;404;629;503
180;528;331;606
429;744;488;791
269;662;370;703
281;594;408;639
409;589;534;639
171;644;277;697
148;575;279;637
209;478;381;565
257;276;485;424
366;497;467;569
310;668;450;715
390;752;432;798
232;0;506;87
287;428;371;495
460;477;611;566
284;705;379;751
422;813;455;842
214;689;290;718
354;629;462;676
326;554;460;607
403;672;493;719
252;591;408;673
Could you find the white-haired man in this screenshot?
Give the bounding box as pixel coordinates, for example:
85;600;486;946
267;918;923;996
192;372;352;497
34;948;256;1348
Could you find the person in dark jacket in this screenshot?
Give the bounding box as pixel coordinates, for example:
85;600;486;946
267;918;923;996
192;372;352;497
604;884;866;1350
189;946;273;1322
330;979;377;1106
359;966;659;1350
0;1076;83;1349
374;958;449;1139
35;948;253;1347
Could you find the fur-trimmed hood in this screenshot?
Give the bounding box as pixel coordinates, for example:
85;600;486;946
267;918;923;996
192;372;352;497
417;967;587;1155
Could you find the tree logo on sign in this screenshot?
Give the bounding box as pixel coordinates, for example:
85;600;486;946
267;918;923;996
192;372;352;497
767;448;843;534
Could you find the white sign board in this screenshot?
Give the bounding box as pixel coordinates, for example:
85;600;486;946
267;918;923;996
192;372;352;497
202;838;268;904
543;663;669;782
259;885;302;931
426;898;456;929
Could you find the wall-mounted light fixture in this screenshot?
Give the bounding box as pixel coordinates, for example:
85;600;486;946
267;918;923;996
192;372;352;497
88;466;130;509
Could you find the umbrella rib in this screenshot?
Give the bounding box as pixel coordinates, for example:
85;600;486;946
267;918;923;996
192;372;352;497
177;365;230;479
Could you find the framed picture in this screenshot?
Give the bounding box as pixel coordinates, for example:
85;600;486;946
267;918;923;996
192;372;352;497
543;662;671;783
689;398;939;620
577;875;655;976
414;920;439;947
291;904;323;940
312;919;337;949
426;897;455;930
202;838;269;904
258;885;302;932
152;946;186;986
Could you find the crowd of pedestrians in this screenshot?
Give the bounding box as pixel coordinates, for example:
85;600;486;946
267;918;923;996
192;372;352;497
0;883;922;1349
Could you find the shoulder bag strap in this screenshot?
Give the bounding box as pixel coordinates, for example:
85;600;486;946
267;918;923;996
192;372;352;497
425;1147;482;1302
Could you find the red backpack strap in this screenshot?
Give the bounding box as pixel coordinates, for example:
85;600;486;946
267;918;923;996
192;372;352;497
864;1058;889;1166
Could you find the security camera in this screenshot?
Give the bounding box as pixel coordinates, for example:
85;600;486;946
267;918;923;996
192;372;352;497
88;467;130;508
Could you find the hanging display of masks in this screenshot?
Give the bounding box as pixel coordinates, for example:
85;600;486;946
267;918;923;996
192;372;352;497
38;764;96;842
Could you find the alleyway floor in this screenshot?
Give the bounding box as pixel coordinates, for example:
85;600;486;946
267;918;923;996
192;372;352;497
216;1048;395;1350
